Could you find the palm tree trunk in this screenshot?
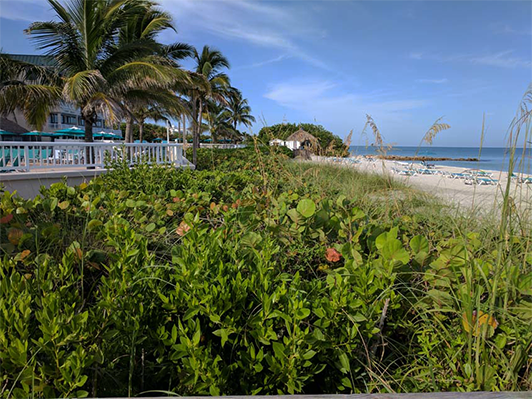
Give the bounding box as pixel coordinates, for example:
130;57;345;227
182;113;187;151
197;100;203;148
83;111;95;169
125;117;134;143
192;97;198;165
139;120;144;143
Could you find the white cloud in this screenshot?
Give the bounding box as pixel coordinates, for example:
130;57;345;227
160;0;330;70
410;50;531;69
416;78;449;84
264;79;427;135
470;51;532;69
0;0;52;22
492;23;532;36
235;54;291;70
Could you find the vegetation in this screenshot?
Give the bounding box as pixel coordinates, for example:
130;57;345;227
1;141;531;397
258;122;345;152
119;122;169;143
0;0;256;160
0;54;61;129
0;1;531;398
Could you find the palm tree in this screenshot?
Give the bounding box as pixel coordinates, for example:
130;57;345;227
188;45;230;164
226;87;255;131
204;101;235;143
26;0;182;142
114;3;193;142
0;54;62;130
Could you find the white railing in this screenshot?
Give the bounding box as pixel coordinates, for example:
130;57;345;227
0;141;185;172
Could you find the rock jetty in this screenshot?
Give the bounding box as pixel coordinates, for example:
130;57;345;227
376;155;479;162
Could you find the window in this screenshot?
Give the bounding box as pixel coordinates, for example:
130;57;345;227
49;113;58;123
61;114;77;125
95;119;102;128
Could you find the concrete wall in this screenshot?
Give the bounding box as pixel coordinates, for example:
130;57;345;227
1;169;108;198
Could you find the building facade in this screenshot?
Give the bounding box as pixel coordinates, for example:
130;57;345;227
4;54;121;135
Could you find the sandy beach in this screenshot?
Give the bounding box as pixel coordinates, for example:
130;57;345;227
310;156;532;212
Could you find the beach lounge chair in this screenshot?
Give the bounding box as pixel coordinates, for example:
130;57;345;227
469;170;493;178
392;168;416;176
468;177;498;186
479;178;496;185
415;168;436;175
449;172;470;179
520;177;532;184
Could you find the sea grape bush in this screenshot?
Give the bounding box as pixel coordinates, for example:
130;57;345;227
0;150;531;397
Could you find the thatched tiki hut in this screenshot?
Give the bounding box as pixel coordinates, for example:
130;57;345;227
285;128;319;152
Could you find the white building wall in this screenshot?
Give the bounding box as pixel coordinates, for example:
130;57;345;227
269;139;301;150
9;102;121;135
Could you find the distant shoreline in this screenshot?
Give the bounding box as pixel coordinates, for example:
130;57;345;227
375;155;479;162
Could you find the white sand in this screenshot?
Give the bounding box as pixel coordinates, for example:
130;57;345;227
310;156;532;212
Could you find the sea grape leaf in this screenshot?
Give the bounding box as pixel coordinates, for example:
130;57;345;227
410;235;429;254
382;239;410;264
297;199;316;218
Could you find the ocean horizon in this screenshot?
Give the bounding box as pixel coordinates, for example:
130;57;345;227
348;145;532;173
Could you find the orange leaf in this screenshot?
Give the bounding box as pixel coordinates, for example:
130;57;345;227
8;228;23;245
20;249;31;260
0;214;13;224
462;310;498;336
325;248;342;262
176;221;191;237
75;248;83;260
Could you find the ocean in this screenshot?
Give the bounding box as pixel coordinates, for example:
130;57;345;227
348;146;532;174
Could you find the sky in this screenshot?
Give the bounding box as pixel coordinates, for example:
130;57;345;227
0;0;531;147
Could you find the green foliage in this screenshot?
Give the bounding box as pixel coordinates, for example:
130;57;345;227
119;122;167;142
258;123;344;151
187;146;293;172
0;149;531;397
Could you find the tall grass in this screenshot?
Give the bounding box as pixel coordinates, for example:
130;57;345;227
282;85;532;391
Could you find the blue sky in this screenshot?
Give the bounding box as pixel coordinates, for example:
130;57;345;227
1;0;531;146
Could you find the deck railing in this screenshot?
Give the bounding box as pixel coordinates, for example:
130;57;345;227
0;141;185;172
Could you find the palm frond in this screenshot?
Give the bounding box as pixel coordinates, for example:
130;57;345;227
162;42;194;61
63;69;106;104
84;91;123;123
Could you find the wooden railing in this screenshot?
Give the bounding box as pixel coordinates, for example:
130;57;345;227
0;141;185;172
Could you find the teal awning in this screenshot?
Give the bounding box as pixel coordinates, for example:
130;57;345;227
94;133;119;138
22;132;57;137
54;127;85;135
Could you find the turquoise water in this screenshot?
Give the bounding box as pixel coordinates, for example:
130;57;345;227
348;146;532;173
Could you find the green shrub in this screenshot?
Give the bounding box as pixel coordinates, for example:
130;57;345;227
0;150;530;397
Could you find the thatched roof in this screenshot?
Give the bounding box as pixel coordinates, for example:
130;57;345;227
0;117;28;134
286;128;318;144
